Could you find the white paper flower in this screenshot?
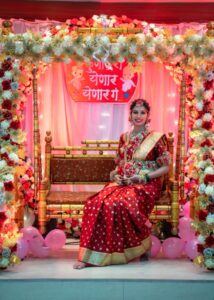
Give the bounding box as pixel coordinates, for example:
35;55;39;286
136;33;146;44
196;101;204;111
194;119;202;128
43;36;52;45
111;45;120;55
1;120;10;130
174;35;184;43
206;213;214;224
129;44;137;54
3;174;14;182
205;185;214;196
203;113;212;122
2;90;12;99
0;160;7;170
197;234;206;244
118;35;126;44
204;166;214;175
15;41;24;54
4;71;12;80
99;36;110;45
53;46;63;56
23;32;33;41
197;161;206;169
32;44;43;54
8;153;19;162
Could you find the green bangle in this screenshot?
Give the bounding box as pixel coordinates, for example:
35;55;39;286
144;173;150;183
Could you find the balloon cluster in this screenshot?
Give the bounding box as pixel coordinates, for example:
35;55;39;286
150;202;198;260
16;227;66;259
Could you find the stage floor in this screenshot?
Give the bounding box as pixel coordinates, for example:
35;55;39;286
1;241;214;300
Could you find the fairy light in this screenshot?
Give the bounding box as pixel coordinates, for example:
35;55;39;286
101;112;110;117
174;120;178;125
168;107;176;112
38;86;42;92
98;125;106;129
39;114;43;119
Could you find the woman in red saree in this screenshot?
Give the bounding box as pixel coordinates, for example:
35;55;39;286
74;99;170;269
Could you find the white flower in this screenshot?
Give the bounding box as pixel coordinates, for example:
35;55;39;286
117;35;126;44
205;185;214;196
206;213;214;224
136;33;145;44
56;25;61;30
3;174;14;182
10;129;26;143
8;153;19;163
203;113;212;122
53;46;63;56
0;182;3;189
197;161;206;169
129;44;137;54
174;35;184;43
75;48;84;56
191;34;202;42
0;160;7;169
197;234;206;244
111;44;120;55
32;44;43;54
99;36;110;45
196;101;204;111
15;41;24;54
204;166;214;175
1;120;10;130
23;32;33;41
204;90;213;100
84;36;93;46
194;119;202;128
2;91;12;99
43;36;52;45
22;174;30;181
4;71;12;80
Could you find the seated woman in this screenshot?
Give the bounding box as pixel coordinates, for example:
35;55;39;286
74;99;170;269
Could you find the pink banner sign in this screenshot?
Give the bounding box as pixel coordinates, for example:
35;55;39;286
65;61;138;103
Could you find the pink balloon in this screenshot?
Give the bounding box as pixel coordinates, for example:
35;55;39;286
45;229;66;250
29;235;47;257
150;235;161;258
182;202;190;217
162;238;184;259
184;239;199;260
16;238;29;259
178;217;195;241
20;226;41;241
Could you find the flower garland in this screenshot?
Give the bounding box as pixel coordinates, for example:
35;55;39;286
184;67;214;269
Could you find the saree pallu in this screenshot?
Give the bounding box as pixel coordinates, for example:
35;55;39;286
78;178;162;266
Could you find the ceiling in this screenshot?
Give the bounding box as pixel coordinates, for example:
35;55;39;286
0;1;214;23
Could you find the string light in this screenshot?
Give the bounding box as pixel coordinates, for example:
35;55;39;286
174;120;178;125
101;112;110;117
98;125;106;129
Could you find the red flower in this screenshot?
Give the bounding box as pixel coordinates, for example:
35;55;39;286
201;139;212;147
1;152;9;160
4;181;14;191
2;80;11;90
26;168;33;177
22;181;31;190
3;111;12;120
203;152;212;161
0;212;7;228
197;244;205;254
7;160;15;167
204;79;213;90
1;134;10;141
202;121;213;130
10;120;21;130
207;203;214;214
198;209;208;221
0;69;5;77
2;100;12;110
205;235;214;247
2;60;12;71
204;174;214;184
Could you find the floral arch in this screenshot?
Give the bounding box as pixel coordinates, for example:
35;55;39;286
0;16;213;269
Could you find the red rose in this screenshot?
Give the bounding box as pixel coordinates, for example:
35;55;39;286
71;219;79;228
10;120;21;130
1;134;10;141
203;152;212;160
22;181;31;190
207;203;214;214
0;212;7;228
202;121;213;130
3;111;12;120
7;160;15;167
26;168;33;177
2;100;12;110
197;244;205;254
204;80;213;90
0;69;5;77
198;209;208;221
1;152;9;160
2;60;12;71
2;80;11;90
201;139;212;147
4;181;14;191
205;235;214;247
204;174;214;184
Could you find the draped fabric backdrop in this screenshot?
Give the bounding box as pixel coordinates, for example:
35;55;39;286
7;19;205;188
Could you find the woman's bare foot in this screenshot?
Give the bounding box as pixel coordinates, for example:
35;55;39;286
73;261;87;270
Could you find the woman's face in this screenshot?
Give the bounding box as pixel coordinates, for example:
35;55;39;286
131;105;148;127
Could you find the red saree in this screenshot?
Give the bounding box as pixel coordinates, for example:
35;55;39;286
78;130;170;266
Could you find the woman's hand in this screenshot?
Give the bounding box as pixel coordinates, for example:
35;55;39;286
121;175;141;186
114;174;123;185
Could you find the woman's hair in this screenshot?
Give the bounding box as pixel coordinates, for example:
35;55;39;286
130;98;151;114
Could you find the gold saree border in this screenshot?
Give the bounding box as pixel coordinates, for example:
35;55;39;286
134;131;163;160
78;236;151;266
